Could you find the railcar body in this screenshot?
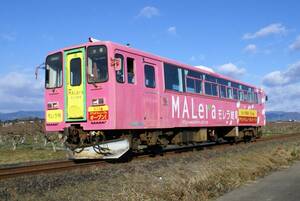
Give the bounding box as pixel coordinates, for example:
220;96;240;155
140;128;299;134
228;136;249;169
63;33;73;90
45;39;266;159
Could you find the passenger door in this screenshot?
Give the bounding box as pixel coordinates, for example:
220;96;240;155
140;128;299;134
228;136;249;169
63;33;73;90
143;58;160;127
64;48;86;121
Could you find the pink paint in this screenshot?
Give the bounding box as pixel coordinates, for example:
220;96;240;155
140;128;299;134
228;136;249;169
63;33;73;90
45;41;266;133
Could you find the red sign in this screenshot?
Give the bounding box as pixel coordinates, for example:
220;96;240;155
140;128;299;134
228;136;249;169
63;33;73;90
89;111;109;121
239;116;257;124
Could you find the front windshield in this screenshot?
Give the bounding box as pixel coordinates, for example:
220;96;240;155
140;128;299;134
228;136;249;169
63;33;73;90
45;52;63;89
87;45;108;83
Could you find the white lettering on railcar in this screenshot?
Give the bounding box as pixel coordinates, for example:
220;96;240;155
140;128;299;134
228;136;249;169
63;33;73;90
171;95;237;122
191;98;197;119
198;104;204;119
172;96;180;118
182;96;189;119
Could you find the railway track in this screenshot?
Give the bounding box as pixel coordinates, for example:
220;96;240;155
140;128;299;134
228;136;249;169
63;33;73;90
1;133;299;180
0;160;107;180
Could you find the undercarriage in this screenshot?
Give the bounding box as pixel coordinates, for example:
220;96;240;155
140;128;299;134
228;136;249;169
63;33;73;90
62;125;261;159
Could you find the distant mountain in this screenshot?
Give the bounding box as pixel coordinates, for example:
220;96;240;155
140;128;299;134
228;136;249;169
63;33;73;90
0;111;44;121
266;111;300;122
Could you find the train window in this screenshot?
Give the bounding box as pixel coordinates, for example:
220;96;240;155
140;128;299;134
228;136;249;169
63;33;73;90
233;88;238;100
87;45;108;83
242;85;249;91
212;83;218;96
205;82;212;95
144;65;155;88
227;88;233;99
186;69;203;79
115;54;124;83
205;74;217;83
220;85;226;98
205;82;218;96
70;58;82;86
238;90;244;101
45;52;62;89
164;63;183;92
248;92;253;103
231;82;239;88
218;78;229;86
254;93;258;103
186;77;202;94
127;57;135;84
244;91;248;102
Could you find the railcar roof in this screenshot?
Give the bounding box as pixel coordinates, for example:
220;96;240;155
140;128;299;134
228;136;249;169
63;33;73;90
47;40;260;90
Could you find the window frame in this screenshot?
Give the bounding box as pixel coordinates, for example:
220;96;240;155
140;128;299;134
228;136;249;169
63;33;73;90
204;81;219;97
115;53;125;83
185;75;203;94
45;52;63;89
87;45;108;84
219;85;227;98
164;63;184;92
70;57;82;86
144;64;156;88
126;57;135;84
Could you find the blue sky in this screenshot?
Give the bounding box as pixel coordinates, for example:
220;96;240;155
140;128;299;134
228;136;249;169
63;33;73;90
0;0;300;112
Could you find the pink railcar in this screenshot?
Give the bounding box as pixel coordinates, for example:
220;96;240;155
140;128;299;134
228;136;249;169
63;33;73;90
44;39;266;159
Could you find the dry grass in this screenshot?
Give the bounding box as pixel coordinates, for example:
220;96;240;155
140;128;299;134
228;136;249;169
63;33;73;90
1;136;300;201
0;121;66;165
262;122;300;135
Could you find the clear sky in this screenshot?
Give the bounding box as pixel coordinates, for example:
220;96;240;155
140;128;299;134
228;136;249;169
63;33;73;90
0;0;300;112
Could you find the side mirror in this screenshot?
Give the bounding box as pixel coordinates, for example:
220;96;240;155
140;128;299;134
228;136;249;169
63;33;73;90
35;63;45;80
111;58;122;71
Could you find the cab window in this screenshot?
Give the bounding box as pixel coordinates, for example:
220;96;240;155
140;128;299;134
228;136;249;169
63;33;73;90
87;45;108;83
45;52;63;89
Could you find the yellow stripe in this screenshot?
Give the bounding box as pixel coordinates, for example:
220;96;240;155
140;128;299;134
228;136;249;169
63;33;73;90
88;105;109;112
238;109;257;117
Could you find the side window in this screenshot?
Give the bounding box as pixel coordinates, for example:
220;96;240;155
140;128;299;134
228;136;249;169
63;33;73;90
244;91;248;102
220;85;226;98
212;83;218;96
164;63;183;92
227;88;233;99
205;82;218;96
127;57;135;84
233;88;238;100
239;90;244;101
144;65;155;88
254;92;258;104
205;82;212;95
115;54;124;83
185;69;203;94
